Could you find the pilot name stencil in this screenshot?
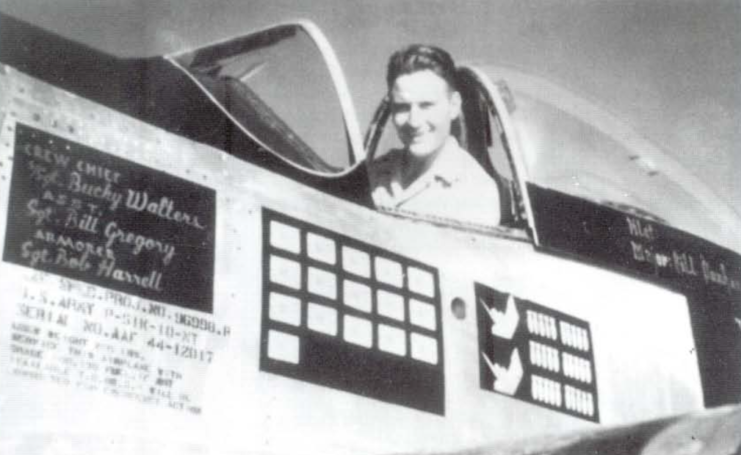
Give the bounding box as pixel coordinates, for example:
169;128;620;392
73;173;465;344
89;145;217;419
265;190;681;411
625;215;741;292
476;283;599;422
528;184;741;407
3;123;216;312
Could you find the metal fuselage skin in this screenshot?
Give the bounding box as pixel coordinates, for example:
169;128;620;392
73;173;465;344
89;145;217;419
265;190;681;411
0;12;739;455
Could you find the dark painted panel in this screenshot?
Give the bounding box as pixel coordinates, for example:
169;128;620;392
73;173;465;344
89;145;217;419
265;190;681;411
528;183;741;406
4;124;216;312
260;208;445;415
476;282;599;422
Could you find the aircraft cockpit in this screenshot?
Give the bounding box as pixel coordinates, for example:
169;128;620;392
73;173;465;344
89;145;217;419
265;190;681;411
169;23;362;177
363;66;529;231
169;22;531;235
168;20;741;254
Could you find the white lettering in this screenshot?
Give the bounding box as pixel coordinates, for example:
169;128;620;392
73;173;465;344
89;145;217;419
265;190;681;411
97;258;164;291
75;159;122;184
67;172;123;211
126;190;205;230
104;221;175;266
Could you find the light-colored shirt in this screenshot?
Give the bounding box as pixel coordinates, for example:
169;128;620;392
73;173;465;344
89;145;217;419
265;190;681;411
370;137;501;226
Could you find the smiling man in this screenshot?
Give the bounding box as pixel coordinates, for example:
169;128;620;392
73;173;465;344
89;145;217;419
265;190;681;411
370;44;501;226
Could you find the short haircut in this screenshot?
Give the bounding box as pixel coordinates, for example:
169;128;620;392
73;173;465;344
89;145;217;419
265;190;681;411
386;44;458;92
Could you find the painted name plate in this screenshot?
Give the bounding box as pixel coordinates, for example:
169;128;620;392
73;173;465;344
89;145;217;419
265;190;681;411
3;124;216;312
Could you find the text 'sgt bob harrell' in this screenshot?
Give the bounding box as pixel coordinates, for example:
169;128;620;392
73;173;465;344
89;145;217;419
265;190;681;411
0;12;740;455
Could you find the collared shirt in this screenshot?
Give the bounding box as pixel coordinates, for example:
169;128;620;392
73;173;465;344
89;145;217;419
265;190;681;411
370;137;501;226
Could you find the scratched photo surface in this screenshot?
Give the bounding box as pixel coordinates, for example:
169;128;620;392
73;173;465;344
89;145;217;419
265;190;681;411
0;1;740;455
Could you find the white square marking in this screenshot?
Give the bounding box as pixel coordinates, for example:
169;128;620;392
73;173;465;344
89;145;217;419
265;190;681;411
343;280;371;313
408;267;435;297
307;267;337;300
409;299;437;331
269;255;301;289
307;303;338;336
375;256;403;287
410;332;438;365
343;315;373;348
269;221;301;254
267;330;300;364
378;324;406;356
377;290;405;321
342;246;370;278
307;232;336;265
269;292;301;326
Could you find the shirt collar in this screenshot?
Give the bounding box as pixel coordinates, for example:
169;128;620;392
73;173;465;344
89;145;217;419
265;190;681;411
420;136;464;186
384;136;462;203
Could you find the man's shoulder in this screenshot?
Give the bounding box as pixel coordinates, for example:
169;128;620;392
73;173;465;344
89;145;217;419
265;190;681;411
434;141;485;183
370;148;404;175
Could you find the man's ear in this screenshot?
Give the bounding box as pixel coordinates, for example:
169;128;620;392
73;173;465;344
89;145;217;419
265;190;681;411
450;91;462;120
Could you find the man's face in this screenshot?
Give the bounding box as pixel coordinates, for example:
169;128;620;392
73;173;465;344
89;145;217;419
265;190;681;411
390;69;461;159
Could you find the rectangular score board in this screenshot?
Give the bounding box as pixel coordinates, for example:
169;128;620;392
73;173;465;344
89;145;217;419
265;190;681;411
476;282;599;422
260;209;446;415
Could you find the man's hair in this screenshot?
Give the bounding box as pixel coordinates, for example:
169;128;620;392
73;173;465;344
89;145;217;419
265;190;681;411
386;44;458;91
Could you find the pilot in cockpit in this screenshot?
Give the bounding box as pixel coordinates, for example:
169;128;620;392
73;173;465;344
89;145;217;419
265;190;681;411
369;44;501;227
